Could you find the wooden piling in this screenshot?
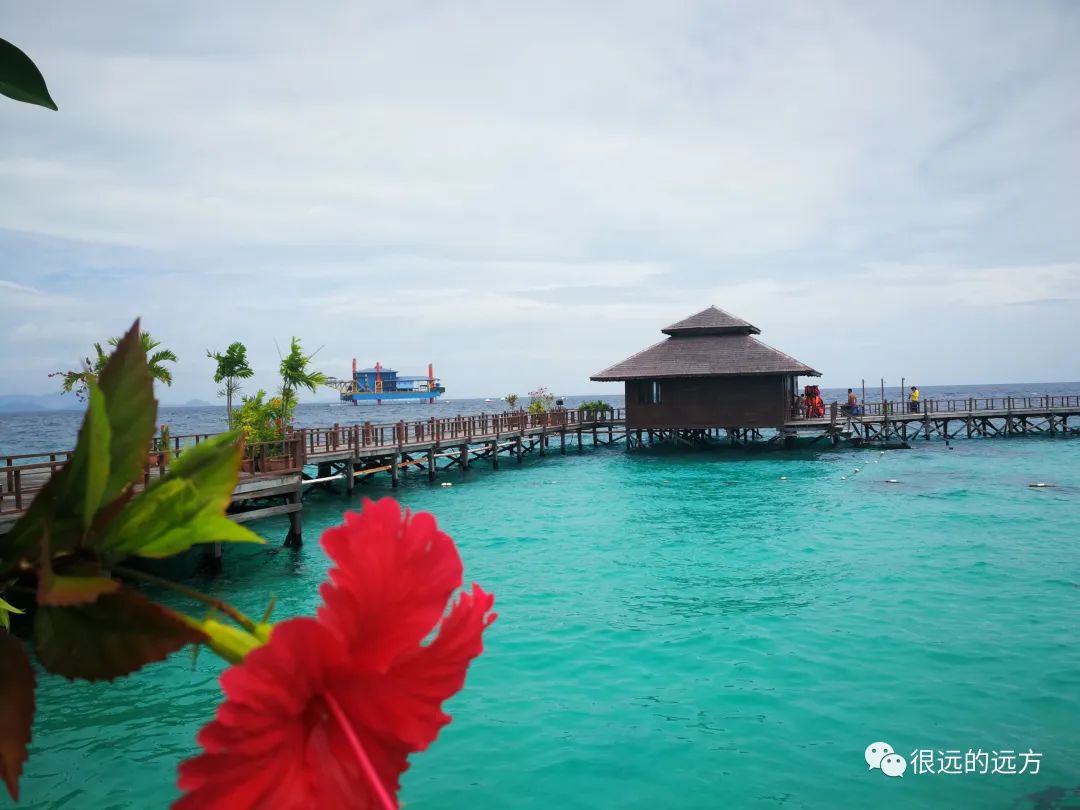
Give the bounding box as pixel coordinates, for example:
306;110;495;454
284;484;303;547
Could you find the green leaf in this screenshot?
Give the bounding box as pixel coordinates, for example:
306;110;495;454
0;630;35;801
3;380;112;570
99;432;263;559
97;321;157;503
0;476;81;576
34;589;206;681
0;322;155;575
0;597;25;632
61;378;111;529
182;617;263;665
166;430;244;493
0;37;57;111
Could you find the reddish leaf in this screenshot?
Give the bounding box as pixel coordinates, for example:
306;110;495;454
38;573;120;607
34;589;207;681
0;630;35;801
36;533;121;607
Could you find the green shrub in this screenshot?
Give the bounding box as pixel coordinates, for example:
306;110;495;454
232;390;293;445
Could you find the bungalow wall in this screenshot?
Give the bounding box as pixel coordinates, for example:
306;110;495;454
624;375;791;429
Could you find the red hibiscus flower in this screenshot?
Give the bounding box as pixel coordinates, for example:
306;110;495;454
175;498;496;809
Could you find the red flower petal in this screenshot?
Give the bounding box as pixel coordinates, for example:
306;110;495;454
318;498;464;670
176;618;347;809
333;584;497;751
177;502;496;810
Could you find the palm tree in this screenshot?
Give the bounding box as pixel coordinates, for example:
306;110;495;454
55;330;177;399
113;332;177;387
279;337;326;412
207;342;255;427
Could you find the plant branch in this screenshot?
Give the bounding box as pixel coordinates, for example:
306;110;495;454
112;564;258;632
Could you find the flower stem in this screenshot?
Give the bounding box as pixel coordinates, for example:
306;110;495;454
325;692;396;810
112;564;258;633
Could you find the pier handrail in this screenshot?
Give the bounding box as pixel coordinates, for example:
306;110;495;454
854;395;1080;419
295;408;625;454
2;435;305;516
4;398;1078;520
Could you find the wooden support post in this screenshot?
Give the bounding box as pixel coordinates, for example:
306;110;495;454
966;416;973;438
516;436;523;463
201;542;224;575
345;456;355;494
560;428;566;454
284;484;303;547
577;429;583;453
427;447;436;481
539;428;547;456
391;452;400;487
491;440;499;469
460;443;469;470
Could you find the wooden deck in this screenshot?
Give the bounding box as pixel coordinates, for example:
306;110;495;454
4;396;1077;543
0;409;628;540
783;395;1080;446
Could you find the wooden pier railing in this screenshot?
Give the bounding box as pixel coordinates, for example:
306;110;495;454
299;408;624;458
2;436;306;517
1;409;624;517
793;395;1080;422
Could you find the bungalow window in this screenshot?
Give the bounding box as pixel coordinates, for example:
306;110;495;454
639;381;662;405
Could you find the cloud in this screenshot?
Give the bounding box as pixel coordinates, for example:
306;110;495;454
1;1;1079;397
0;279;78;310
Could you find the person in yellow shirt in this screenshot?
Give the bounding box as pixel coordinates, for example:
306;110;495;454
909;386;920;413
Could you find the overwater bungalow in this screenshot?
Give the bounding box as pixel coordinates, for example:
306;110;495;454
590;306;820;430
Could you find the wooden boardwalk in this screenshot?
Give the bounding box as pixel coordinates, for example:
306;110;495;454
0;409;628;542
785;394;1080;446
4;396;1078;544
610;395;1080;448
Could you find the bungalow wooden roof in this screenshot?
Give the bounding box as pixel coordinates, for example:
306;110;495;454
591;306;820;380
662;305;760;335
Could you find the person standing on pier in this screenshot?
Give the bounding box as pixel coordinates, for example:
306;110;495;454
847;388;861;416
909;385;920;413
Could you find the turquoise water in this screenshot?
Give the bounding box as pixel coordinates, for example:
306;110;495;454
16;437;1080;809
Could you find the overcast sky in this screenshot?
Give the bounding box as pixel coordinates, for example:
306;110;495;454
3;1;1079;402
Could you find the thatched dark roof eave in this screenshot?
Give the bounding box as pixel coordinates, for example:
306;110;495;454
590;333;820;381
591;369;822;381
661;305;760;336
